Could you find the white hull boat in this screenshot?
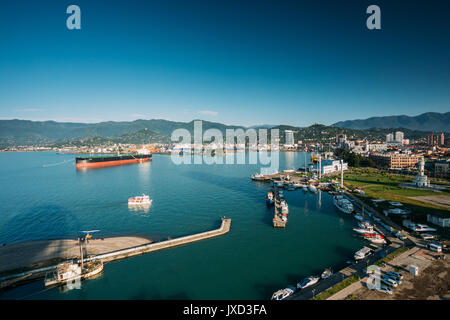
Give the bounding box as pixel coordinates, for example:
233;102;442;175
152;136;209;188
128;194;152;205
297;276;320;289
271;287;296;300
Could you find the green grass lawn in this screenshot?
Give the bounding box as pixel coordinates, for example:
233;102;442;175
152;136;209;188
312;275;360;300
337;168;450;212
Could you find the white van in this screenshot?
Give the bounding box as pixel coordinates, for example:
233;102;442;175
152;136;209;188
427;242;442;253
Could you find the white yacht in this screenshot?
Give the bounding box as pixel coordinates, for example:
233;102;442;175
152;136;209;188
271;287;296;300
333;195;354;214
354;247;373;260
308;185;318;193
321;268;333;279
128;194;152;205
297;276;320;290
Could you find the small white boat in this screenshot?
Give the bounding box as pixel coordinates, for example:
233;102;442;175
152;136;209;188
128;194;152;205
308;185;318;193
364;233;386;244
297;276;320;289
353;227;376;234
333;195;354;214
354;246;373;260
271;287;296;300
321;268;333;279
251;173;266;181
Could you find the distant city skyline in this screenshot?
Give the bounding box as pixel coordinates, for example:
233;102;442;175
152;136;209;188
1;0;450;126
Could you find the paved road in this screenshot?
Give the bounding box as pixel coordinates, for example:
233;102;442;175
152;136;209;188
289;245;397;300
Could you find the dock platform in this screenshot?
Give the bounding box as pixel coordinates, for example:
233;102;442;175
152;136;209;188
0;218;231;289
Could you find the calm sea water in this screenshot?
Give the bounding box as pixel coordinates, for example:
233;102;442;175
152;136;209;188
0;151;364;300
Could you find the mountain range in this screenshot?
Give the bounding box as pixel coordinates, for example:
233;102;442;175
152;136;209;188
332;112;450;132
0;112;447;147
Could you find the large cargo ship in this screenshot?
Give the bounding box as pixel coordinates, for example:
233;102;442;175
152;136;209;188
76;154;151;169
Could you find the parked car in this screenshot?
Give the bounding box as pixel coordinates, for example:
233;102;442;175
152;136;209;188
427;242;442;253
381;276;398;288
385;274;402;285
395;232;407;240
385;271;403;280
376;286;393;295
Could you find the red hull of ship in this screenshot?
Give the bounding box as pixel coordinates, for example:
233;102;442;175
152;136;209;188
76;157;150;168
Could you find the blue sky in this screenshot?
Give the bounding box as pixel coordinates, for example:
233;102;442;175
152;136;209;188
0;0;449;126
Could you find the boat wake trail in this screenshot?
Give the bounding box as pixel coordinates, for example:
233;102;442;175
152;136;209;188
42;159;72;167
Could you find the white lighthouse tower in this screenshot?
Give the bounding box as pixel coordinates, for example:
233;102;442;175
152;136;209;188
413;157;429;188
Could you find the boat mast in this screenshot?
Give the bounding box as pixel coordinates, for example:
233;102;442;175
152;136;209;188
318;153;322;180
340;159;344;188
79;237;84;271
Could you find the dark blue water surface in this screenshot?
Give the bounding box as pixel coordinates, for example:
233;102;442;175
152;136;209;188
0;152;364;299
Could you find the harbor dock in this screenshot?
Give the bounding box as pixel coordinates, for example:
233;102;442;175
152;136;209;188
0;218;231;289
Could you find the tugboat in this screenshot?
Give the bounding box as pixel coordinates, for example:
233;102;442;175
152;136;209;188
266;189;275;206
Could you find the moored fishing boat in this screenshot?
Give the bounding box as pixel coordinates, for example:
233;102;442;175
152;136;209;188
308;184;317;193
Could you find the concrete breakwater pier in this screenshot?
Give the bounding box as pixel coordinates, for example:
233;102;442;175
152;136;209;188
0;218;231;289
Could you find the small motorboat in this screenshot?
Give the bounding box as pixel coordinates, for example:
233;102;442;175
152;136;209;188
321;268;333;279
271;287;296;300
251;173;266;181
308;185;318;193
297;276;320;290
